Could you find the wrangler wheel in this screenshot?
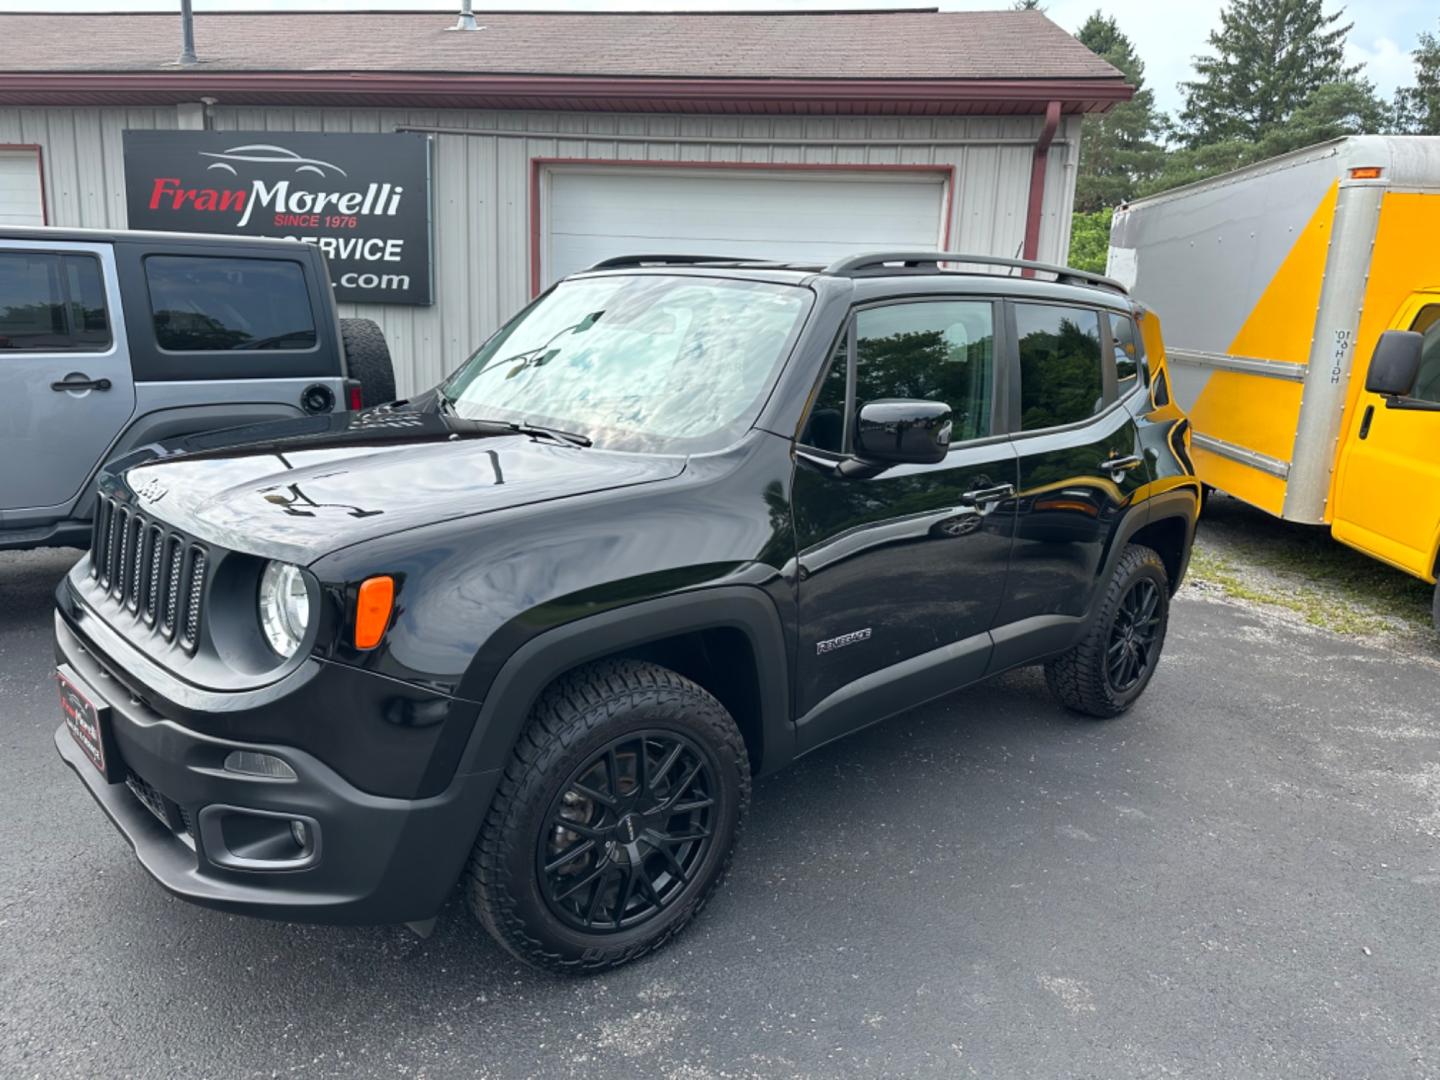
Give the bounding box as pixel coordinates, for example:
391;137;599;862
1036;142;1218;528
465;659;748;973
1044;543;1171;717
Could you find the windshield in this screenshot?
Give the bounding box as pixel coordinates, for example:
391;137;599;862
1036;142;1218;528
441;275;812;453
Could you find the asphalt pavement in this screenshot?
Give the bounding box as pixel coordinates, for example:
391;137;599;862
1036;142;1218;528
2;547;1439;1079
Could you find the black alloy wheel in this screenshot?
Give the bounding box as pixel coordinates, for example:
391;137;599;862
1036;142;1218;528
1106;578;1162;693
465;658;749;973
539;731;717;933
1044;542;1171;717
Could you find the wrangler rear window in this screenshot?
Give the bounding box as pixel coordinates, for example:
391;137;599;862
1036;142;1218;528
144;255;317;353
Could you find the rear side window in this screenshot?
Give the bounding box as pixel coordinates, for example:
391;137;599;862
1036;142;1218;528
1109;312;1144;392
0;252;110;351
145;256;317;352
1016;303;1104;431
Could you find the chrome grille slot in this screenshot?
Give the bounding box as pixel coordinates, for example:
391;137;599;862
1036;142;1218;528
90;497;109;580
125;513;144;609
182;549;207;648
145;525;164;623
100;500;118;589
163;539;184;638
111;506;130;599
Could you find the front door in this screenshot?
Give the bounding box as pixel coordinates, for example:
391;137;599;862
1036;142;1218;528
792;297;1018;746
1332;295;1440;580
0;241;135;518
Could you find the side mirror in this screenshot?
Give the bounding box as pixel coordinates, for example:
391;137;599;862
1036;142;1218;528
1365;330;1424;398
854;398;952;465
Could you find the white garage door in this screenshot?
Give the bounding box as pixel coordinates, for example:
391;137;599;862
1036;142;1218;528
542;167;946;287
0;149;43;226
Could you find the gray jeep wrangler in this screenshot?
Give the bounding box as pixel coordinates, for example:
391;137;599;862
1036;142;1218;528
0;226;394;551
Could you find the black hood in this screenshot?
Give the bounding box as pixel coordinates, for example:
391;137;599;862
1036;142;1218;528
113;406;686;564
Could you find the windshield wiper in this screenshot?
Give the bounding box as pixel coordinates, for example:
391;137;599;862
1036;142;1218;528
499;420;593;448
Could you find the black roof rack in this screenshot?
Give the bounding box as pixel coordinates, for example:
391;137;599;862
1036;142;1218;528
584;254;778;271
822;251;1129;295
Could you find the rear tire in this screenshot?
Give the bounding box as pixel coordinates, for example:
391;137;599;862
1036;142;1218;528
465;659;749;973
339;317;396;408
1045;543;1171;718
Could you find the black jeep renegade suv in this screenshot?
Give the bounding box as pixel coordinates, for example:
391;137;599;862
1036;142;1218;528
54;252;1199;972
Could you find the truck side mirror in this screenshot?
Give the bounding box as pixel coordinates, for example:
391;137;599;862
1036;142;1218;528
853;399;952;465
1365;330;1424;398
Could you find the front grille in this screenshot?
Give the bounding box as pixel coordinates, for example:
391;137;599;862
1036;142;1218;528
90;494;208;652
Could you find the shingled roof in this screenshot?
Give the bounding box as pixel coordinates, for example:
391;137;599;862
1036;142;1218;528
0;9;1132;115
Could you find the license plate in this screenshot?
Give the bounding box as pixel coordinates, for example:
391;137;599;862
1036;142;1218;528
57;665;121;782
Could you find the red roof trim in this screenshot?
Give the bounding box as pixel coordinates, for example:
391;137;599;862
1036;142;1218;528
0;72;1133;114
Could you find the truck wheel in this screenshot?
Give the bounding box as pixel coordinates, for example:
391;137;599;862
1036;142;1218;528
1044;544;1171;718
465;659;750;973
339;318;396;408
1433;581;1439;636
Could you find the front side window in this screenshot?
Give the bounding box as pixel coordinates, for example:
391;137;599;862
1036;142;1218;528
852;300;995;444
442;274;812;453
145;256;317;352
1109;312;1143;392
799;334;849;453
1016;303;1104;431
0;252;110;351
1410;304;1440;404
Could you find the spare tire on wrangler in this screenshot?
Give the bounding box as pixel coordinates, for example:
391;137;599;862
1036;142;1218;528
339;317;396;408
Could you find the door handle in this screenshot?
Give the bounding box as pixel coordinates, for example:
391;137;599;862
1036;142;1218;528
51;375;112;392
1099;454;1143;473
959;483;1016;506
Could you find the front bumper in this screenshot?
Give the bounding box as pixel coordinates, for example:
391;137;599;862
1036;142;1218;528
54;614;501;926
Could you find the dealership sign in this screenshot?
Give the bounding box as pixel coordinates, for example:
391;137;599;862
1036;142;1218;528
122;131;433;305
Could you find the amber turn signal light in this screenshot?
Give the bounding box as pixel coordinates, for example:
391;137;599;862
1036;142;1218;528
1348;166;1383;180
354;576;394;650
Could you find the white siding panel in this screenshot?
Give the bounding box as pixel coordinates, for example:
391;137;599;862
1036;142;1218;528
4;105;1080;396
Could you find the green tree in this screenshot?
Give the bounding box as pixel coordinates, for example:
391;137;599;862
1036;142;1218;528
1394;21;1440;134
1072;11;1165;211
1068;207;1112;274
1012;0;1046;10
1178;0;1361;147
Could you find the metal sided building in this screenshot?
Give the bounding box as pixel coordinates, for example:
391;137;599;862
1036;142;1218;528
0;7;1131;396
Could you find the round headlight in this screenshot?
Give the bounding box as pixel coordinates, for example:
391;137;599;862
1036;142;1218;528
258;561;310;658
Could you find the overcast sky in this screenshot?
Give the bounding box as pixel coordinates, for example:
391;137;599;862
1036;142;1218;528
3;0;1431;119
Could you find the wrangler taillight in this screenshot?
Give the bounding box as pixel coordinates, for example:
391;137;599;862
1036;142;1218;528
348;383;363;411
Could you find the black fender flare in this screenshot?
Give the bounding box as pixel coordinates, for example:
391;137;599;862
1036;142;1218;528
452;585;795;782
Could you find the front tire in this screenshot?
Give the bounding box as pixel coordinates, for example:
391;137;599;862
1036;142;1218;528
465;659;749;973
1044;543;1171;718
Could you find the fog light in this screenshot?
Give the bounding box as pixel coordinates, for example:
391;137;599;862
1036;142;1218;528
290;820;310;851
223;751;297;780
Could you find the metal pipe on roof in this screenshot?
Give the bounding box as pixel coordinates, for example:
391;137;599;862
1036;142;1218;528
178;0;197;67
454;1;479;32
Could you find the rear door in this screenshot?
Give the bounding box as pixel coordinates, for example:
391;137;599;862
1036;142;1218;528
991;301;1149;661
1332;293;1440;580
792;295;1018;746
0;240;135;516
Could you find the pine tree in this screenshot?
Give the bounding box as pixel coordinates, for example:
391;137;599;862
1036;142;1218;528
1178;0;1360;147
1072;11;1165;211
1394;22;1440;135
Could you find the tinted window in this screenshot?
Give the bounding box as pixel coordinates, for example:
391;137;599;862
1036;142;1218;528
145;256;317;352
853;300;995;443
1016;303;1104;431
1109;312;1143;391
800;334;849;453
1410;304;1440;404
0;252;109;351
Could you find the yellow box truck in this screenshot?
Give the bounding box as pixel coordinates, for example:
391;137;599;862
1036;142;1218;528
1108;135;1440;633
